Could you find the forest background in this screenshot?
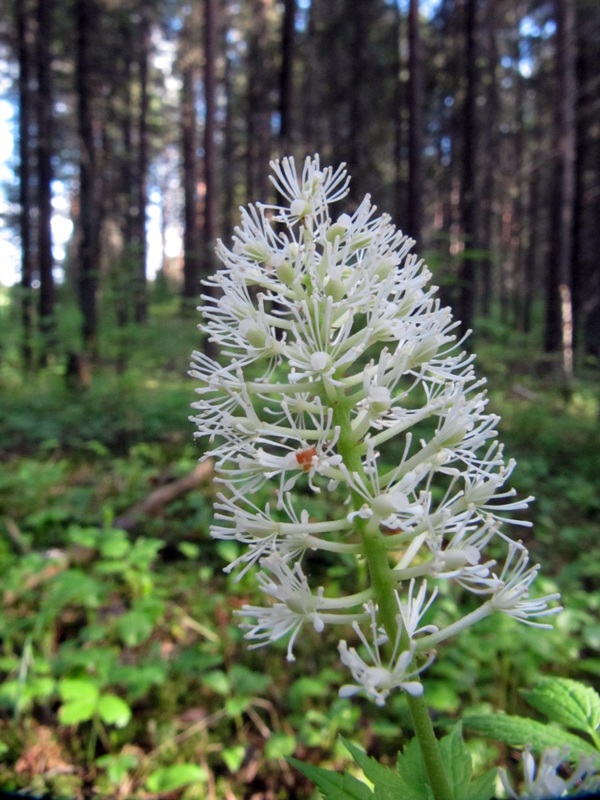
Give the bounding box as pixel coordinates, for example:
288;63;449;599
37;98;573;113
0;0;599;798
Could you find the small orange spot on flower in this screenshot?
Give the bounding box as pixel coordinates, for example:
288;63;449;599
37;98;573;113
295;446;317;471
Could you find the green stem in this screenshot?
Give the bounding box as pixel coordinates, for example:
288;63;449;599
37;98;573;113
333;400;454;800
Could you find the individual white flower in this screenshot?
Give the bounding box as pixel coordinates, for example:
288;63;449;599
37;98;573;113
489;544;562;627
338;600;436;706
396;580;439;639
237;552;371;661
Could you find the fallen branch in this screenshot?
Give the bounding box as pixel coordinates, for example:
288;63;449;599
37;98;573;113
114;459;214;532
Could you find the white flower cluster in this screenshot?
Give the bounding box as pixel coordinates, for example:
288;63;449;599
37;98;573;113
190;155;560;706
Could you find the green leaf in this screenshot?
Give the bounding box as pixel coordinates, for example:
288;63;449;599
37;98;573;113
117;609;156;646
59;678;99;704
222;745;246;772
288;757;373;800
58;678;99;725
395;737;431;800
99;530;130;560
203;670;230;696
265;732;297;760
522;678;600;736
96;752;139;784
464;713;598;758
59;697;98;724
467;768;497;800
97;694;132;728
225;695;250;716
438;724;472;800
178;541;201;559
145;764;206;793
229;663;271;696
343;739;423;800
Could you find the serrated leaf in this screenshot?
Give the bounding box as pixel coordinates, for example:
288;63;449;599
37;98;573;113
522;678;600;736
464;713;598;758
467;767;497;800
396;737;431;800
288;757;373;800
438;724;472;799
342;739;422;800
97;694;132;728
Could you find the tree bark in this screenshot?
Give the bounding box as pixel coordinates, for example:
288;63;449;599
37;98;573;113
75;0;102;356
134;6;150;324
181;9;201;304
458;0;478;336
544;0;576;380
36;0;55;364
17;0;34;371
246;0;272;201
202;0;217;280
407;0;423;246
278;0;296;154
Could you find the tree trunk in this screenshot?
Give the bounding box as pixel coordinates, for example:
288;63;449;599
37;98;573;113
458;0;478;336
407;0;422;246
246;0;272;201
75;0;102;356
202;0;217;279
36;0;55;364
544;0;576;380
181;9;201;304
572;0;600;362
17;0;34;371
278;0;296;155
134;6;150;324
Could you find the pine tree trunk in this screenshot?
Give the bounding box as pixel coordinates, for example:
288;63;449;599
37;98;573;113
544;0;576;380
407;0;422;246
17;0;34;371
76;0;102;355
202;0;217;278
134;7;150;324
458;0;478;335
181;10;201;304
36;0;55;364
278;0;296;154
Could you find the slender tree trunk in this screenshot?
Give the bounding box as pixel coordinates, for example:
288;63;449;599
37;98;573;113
222;1;235;242
134;7;150;324
181;10;201;304
478;2;499;319
246;0;272;201
202;0;217;277
458;0;478;335
572;0;600;362
36;0;55;364
278;0;296;155
393;1;405;225
17;0;34;371
544;0;576;380
76;0;102;355
407;0;422;246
